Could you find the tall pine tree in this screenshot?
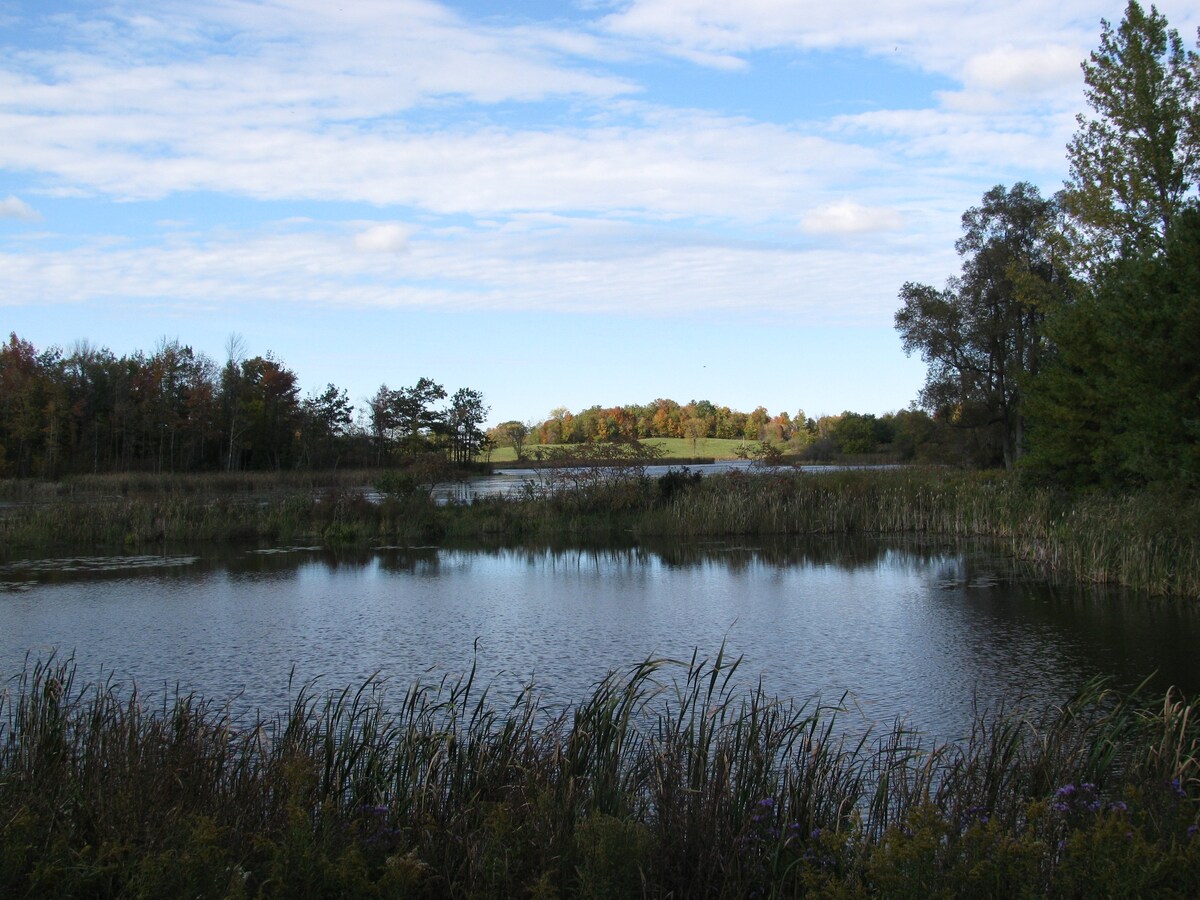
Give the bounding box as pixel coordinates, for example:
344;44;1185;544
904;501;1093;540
1023;2;1200;487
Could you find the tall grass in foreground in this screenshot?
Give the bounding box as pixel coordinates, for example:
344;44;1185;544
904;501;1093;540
2;653;1198;898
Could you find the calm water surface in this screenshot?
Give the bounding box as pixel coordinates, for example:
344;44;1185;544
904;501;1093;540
2;538;1197;742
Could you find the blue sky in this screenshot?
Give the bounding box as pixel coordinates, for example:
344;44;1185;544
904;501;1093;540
3;0;1190;427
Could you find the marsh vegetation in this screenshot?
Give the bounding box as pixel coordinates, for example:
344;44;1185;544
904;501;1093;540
2;654;1197;898
4;466;1198;599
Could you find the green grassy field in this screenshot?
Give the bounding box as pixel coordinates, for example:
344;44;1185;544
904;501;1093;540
487;436;755;463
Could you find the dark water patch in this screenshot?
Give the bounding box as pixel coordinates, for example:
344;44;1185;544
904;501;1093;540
0;553;200;585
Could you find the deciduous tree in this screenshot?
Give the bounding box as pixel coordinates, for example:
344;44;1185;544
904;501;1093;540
682;416;707;455
235;355;301;470
494;420;531;459
445;387;489;464
895;183;1071;468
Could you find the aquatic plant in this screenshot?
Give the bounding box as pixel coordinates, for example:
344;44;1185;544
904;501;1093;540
1;653;1197;897
4;467;1200;597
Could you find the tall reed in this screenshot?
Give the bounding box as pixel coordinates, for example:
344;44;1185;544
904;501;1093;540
4;467;1199;597
2;654;1197;897
649;469;1200;597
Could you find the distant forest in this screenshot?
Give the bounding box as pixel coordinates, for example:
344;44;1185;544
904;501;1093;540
0;329;942;477
0;332;496;477
513;402;939;462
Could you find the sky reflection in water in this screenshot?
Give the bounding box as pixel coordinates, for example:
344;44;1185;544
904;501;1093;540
2;538;1197;743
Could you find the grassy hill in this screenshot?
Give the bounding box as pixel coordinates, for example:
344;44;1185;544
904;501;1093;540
486;437;756;464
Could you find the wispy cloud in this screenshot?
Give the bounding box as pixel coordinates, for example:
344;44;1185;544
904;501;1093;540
0;94;892;220
599;0;1112;78
1;0;1091;217
0;0;1138;328
0;194;40;221
0;217;954;324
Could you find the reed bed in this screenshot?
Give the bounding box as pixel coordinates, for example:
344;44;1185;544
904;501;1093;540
1;653;1197;898
0;487;441;549
4;467;1199;598
464;468;1200;597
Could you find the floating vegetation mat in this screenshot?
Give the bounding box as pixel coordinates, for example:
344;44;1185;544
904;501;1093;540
0;554;200;581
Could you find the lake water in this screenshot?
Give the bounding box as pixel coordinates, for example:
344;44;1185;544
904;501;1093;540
2;537;1197;743
427;459;769;504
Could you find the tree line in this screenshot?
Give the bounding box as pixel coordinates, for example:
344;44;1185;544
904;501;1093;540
489;402;946;462
0;326;941;479
0;333;488;477
897;1;1199;488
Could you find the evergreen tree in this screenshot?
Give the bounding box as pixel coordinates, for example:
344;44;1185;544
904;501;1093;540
1024;3;1200;487
1063;0;1199;270
1024;208;1200;486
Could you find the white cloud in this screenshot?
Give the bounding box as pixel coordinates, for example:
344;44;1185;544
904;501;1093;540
354;223;412;253
4;3;866;218
830;105;1076;180
600;1;1112;78
934;44;1085;113
0;219;935;323
0;0;1102;229
0;100;885;220
6;1;637;118
0;194;41;221
961;44;1082;95
802;201;903;235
